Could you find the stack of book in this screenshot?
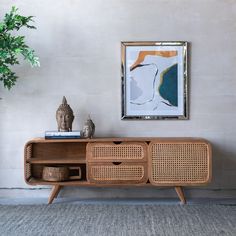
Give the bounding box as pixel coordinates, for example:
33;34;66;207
45;131;81;139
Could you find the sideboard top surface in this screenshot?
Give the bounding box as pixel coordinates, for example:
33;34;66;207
26;137;210;144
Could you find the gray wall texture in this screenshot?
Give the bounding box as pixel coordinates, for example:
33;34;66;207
0;0;236;198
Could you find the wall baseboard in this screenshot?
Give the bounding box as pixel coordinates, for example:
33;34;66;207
0;187;236;200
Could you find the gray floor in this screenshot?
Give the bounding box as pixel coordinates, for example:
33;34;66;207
1;202;236;236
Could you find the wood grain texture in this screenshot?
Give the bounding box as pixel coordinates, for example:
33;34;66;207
175;186;186;204
48;185;62;204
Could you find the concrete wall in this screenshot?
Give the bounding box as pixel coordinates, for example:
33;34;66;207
0;0;236;198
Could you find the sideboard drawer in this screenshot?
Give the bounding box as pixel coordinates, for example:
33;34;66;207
87;142;148;162
149;140;212;186
87;162;148;184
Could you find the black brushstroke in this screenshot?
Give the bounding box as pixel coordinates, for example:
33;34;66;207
161;101;173;107
130;64;149;71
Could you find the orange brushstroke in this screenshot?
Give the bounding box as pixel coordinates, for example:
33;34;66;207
130;51;177;71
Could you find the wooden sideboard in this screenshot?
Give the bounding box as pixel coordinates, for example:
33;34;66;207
24;137;212;204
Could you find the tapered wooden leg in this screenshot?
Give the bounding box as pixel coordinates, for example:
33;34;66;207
175;186;186;204
48;185;62;204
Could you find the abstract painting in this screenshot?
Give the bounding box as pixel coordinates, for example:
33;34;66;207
121;41;188;120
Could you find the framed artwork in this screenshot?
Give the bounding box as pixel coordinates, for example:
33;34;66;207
121;41;188;120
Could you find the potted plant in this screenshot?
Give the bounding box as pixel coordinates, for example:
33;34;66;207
0;6;40;90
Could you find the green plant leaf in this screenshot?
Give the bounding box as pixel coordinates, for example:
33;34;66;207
0;6;40;90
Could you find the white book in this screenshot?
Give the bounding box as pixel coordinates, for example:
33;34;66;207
45;131;81;137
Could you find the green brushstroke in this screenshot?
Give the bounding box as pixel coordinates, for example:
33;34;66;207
159;64;178;106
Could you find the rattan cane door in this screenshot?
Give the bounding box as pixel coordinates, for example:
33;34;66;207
148;139;212;186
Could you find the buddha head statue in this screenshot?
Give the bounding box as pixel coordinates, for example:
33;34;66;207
82;115;95;138
56;96;74;132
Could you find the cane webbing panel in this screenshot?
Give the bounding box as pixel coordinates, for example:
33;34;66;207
87;142;147;161
89;164;146;183
25;144;33;181
150;142;211;185
25;163;31;180
25;144;32;160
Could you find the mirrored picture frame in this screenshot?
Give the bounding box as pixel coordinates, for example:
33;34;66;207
121;41;188;120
